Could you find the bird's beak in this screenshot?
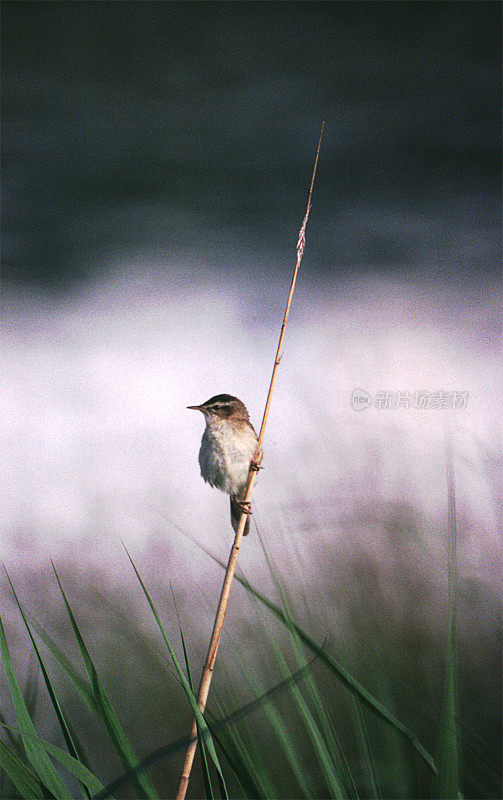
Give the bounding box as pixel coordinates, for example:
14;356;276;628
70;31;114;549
187;404;203;411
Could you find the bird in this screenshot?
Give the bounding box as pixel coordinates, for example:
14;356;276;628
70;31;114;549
187;394;259;536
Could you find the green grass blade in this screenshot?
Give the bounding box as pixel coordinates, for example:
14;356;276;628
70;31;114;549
231;656;313;797
215;693;278;799
38;737;105;796
0;710;21;751
23;652;39;720
375;674;415;800
458;718;501;782
433;427;460;799
281;660;345;797
198;716;216;799
31;619;95;706
95;652;318;799
266;642;345;798
170;584;215;800
169;585;193;691
1;724;107;797
51;563;159;800
204;706;268;799
257;530;350;798
5;567;91;798
432;615;459;800
203;544;437;775
225;616;319;799
213;661;279;800
0;737;45;799
0;613;73;799
352;697;380;800
31;616;149;783
124;547;229;800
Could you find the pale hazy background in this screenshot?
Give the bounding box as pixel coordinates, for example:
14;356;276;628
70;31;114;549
1;272;501;579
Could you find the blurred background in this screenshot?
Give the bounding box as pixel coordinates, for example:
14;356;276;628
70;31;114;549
1;1;501;797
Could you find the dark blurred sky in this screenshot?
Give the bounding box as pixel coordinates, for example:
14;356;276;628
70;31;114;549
2;1;501;290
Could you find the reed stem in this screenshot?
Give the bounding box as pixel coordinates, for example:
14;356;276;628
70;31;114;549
175;123;324;800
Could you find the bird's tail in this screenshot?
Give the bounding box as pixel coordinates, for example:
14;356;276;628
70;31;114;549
230;496;250;536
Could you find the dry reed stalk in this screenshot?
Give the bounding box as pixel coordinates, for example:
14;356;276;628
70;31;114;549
175;123;324;800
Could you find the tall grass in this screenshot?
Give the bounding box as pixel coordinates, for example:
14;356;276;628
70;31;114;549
2;477;498;799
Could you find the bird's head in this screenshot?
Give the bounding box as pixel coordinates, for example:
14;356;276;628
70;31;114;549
187;394;250;422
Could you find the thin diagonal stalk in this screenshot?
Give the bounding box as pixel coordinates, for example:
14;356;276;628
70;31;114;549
175;122;325;800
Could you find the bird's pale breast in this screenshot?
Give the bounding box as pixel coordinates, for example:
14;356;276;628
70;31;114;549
199;420;257;496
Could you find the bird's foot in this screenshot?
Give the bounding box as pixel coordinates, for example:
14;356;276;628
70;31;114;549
250;461;263;473
236;500;252;515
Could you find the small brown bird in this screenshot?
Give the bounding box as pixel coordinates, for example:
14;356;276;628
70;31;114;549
187;394;258;536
